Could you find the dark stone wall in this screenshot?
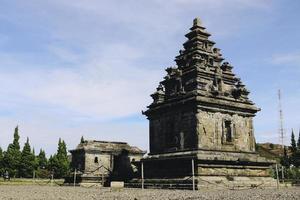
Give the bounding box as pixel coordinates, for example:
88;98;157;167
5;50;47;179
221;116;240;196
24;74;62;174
144;158;193;178
149;107;197;154
71;151;85;171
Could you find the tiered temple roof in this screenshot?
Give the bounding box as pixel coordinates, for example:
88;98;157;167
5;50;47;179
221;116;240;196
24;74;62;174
147;18;259;116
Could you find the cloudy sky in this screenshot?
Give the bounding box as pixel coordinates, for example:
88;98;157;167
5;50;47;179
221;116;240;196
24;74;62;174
0;0;299;155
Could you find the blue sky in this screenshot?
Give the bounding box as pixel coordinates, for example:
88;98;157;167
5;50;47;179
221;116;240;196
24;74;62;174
0;0;300;155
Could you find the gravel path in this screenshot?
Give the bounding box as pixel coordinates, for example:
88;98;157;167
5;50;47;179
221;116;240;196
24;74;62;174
0;185;299;200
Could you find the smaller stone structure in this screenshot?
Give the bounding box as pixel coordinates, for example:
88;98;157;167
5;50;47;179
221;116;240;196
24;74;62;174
68;140;145;186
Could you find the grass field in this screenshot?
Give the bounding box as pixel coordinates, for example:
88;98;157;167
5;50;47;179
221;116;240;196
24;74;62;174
0;178;64;186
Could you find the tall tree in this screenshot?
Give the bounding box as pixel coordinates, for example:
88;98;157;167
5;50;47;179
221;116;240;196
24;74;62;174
0;147;4;175
57;139;67;160
19;138;35;178
32;148;38;170
12;126;20;150
294;151;300;167
290;129;300;166
291;130;297;154
48;139;70;178
57;139;69;177
280;146;289;167
48;154;60;178
294;130;300;167
37;149;47;169
297;130;300;150
3;126;21;177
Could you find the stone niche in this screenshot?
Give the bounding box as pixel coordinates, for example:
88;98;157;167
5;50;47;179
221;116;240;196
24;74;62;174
137;18;277;189
196;111;256;152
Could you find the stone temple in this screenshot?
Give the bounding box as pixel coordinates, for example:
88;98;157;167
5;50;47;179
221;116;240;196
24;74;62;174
141;18;276;188
68;140;145;186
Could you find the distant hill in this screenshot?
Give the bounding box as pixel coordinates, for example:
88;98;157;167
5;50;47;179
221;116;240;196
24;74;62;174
256;143;291;161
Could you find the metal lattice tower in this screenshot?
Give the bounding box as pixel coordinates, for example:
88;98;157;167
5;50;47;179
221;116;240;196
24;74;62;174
278;89;285;152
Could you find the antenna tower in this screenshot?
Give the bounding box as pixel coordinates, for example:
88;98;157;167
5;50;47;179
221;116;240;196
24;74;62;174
278;89;285;151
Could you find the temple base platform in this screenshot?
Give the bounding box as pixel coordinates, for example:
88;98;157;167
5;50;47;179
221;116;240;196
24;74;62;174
129;149;278;189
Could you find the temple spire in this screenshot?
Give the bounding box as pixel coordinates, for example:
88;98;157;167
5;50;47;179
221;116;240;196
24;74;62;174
193;17;202;27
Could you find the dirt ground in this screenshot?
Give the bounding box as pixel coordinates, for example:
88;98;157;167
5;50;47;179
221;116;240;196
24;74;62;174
0;185;299;200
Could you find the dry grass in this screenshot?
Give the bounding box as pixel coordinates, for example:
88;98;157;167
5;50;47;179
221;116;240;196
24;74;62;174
0;178;64;186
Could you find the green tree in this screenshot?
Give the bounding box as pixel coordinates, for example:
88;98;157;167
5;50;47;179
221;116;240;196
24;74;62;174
291;130;297;154
57;139;69;177
48;139;70;178
37;149;47;169
294;131;300;167
19;138;35;178
48;154;59;178
48;154;55;170
0;147;4;175
32;148;38;170
294;152;300;167
3;126;21;177
12;126;20;150
280;146;289;167
297;130;300;150
35;149;50;178
290;129;300;167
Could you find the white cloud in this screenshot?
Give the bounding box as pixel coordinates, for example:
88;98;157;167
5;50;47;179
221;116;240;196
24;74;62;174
0;43;161;120
0;44;154;154
0;0;278;154
271;52;300;65
0;116;148;156
47;45;82;64
164;0;270;8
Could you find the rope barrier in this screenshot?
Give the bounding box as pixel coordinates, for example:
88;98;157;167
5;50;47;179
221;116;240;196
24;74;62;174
34;179;52;186
199;177;266;191
124;175;268;191
80;165;111;175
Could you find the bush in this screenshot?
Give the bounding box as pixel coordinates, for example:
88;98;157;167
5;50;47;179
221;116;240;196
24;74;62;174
287;167;300;180
35;169;51;179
